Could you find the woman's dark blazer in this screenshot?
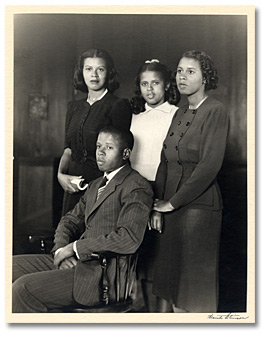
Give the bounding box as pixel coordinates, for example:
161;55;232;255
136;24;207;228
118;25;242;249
155;96;229;211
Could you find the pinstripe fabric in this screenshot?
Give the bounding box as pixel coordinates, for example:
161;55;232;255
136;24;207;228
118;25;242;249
52;164;153;306
12;254;78;312
12;165;153;311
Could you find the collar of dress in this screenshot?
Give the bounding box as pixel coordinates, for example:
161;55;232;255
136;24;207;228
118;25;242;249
87;89;108;105
188;96;208;110
144;101;173;114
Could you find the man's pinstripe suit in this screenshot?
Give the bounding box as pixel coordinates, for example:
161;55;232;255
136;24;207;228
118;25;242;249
12;164;153;312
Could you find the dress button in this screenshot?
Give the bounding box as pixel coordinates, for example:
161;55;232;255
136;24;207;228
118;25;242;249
175;146;178;151
163;144;167;149
169;132;174;136
186;121;190;126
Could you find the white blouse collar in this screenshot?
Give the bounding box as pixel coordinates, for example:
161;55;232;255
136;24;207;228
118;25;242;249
144;101;173;114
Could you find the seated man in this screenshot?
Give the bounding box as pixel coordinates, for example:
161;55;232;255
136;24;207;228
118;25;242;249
12;125;153;313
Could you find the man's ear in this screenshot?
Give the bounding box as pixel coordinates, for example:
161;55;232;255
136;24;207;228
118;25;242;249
122;148;131;160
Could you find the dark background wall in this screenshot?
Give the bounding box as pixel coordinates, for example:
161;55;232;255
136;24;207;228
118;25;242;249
13;13;247;311
14;14;247;161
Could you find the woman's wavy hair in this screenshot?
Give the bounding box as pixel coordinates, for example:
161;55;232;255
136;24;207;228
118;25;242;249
180;50;218;91
130;61;180;114
73;48;119;93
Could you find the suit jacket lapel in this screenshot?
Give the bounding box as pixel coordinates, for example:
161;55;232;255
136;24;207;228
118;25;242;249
85;164;132;222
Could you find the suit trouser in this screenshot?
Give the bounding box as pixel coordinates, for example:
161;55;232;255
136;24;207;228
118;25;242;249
12;254;78;313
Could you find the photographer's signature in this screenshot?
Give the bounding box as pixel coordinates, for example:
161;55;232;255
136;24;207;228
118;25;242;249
208;313;249;320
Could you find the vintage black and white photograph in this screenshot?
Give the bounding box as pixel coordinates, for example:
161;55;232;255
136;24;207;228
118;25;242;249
5;4;255;324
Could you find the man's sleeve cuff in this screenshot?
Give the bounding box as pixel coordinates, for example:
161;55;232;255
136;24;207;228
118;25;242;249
73;241;80;259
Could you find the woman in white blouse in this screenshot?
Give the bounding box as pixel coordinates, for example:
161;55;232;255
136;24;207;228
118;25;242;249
130;59;180;312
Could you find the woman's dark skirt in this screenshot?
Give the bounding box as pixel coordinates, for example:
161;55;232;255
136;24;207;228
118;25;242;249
152;207;222;312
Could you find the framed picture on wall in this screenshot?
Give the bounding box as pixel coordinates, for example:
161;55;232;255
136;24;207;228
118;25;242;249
5;4;255;326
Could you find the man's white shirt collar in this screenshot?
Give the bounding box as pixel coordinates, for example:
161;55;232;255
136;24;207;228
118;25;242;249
104;164;126;183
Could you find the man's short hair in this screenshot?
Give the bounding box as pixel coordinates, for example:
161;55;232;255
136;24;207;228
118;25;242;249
98;125;134;151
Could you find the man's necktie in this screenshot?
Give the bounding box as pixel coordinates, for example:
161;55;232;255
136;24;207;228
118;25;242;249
96;176;108;200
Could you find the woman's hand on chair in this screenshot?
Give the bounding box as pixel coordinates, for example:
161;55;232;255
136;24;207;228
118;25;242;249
149;211;163;233
153;199;174;212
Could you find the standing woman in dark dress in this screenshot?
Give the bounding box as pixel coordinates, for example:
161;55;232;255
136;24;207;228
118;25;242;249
151;50;229;313
57;49;132;215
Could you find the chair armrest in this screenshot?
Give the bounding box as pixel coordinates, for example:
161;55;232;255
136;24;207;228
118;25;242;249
90;251;138;305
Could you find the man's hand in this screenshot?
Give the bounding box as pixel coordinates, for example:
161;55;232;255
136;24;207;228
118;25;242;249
54;243;74;268
58;256;78;270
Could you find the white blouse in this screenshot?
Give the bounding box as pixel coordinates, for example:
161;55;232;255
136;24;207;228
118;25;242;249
130;101;178;181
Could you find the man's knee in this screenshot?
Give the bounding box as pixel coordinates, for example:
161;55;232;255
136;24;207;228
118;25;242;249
12;276;28;312
12;275;31;306
13;275;26;297
12;275;47;313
